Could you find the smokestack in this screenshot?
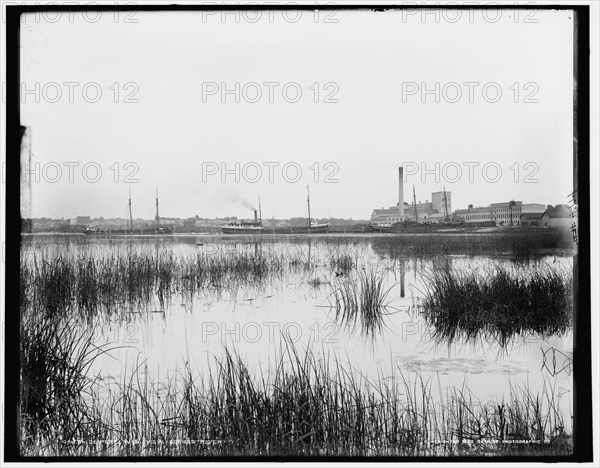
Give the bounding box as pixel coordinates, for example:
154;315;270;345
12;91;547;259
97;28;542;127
398;167;404;220
254;210;258;224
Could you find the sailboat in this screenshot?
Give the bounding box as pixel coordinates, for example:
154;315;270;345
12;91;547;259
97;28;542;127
269;186;329;234
139;187;173;235
83;187;173;235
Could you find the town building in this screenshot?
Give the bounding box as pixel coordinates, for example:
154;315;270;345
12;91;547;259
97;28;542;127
520;212;545;226
70;216;91;226
454;205;493;223
455;202;547;226
542;205;574;228
520;205;573;228
431;191;452;219
371;205;405;225
490;201;523;225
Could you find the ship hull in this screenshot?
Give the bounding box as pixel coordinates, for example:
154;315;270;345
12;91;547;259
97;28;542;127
83;227;173;235
267;223;329;234
221;226;264;235
370;223;456;233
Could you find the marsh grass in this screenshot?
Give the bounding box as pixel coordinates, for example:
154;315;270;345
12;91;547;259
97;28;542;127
328;268;396;338
19;328;572;457
20;247;316;318
18;238;575;457
420;264;573;347
329;252;355;275
19;314;114;450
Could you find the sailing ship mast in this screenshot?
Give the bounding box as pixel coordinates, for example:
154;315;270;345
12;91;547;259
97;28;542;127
307;185;312;234
413;185;418;223
155;187;160;232
128;185;133;233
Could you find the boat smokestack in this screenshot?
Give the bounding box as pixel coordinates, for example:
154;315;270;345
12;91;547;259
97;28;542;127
398;166;405;220
254;210;258;224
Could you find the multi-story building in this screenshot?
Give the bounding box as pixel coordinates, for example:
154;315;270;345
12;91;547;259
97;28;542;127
431;191;452;219
370;191;452;225
490;201;523;225
454;205;493;223
371;205;405;225
455;202;547;225
70;216;91;226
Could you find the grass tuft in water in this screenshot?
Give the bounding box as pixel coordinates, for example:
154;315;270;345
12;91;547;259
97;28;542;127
329;268;394;337
420;263;573;347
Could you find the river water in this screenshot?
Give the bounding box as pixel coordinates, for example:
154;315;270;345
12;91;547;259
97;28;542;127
21;234;574;430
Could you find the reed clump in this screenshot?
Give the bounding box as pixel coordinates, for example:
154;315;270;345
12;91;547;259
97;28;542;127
420;264;573;346
329;268;394;337
329;252;355;275
19;314;108;450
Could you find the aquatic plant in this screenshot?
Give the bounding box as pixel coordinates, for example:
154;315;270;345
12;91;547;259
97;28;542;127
19;327;572;456
420;263;573;347
328;268;395;338
329;252;355;275
20;247;315;318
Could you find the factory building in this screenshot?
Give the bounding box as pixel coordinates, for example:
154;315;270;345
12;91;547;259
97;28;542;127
370;166;453;225
371;206;404;225
454;205;492;223
490;201;523;225
455;202;547;226
431;191;452;218
371;197;451;225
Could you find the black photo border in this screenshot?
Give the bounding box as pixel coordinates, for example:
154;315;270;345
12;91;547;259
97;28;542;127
4;3;592;463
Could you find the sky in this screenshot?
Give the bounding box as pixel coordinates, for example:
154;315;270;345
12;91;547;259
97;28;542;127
19;8;575;220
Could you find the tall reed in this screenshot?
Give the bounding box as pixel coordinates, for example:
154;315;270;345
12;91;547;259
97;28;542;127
329;268;394;337
20;330;572;456
420;264;573;346
20;247;315;318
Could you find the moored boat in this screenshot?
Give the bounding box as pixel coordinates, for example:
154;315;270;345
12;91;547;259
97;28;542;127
221;209;263;234
268;222;329;234
220;223;264;235
82;187;173;235
221;187;329;235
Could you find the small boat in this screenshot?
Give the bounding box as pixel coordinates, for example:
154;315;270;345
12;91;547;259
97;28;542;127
269;186;329;234
83;226;108;235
